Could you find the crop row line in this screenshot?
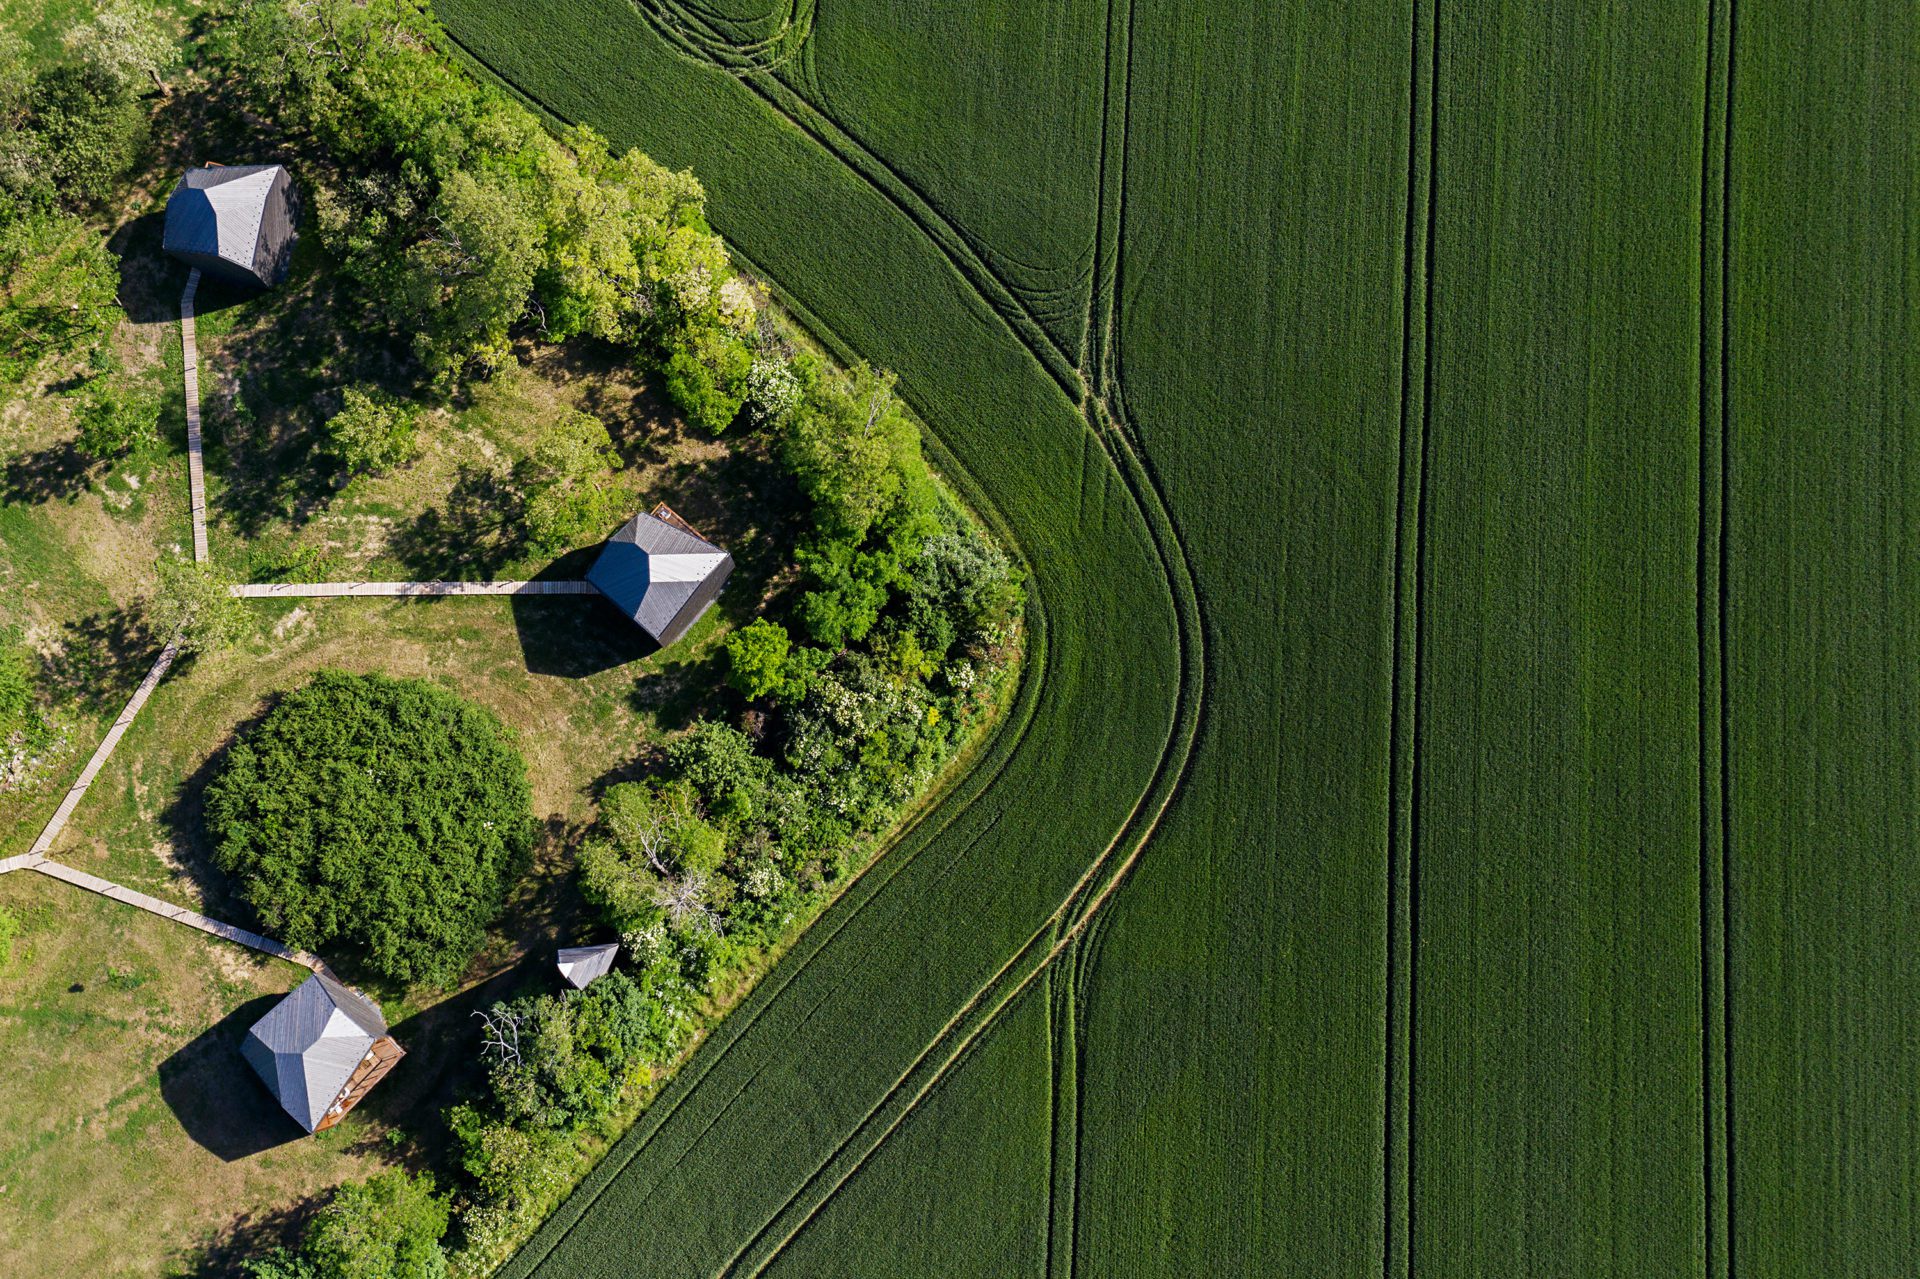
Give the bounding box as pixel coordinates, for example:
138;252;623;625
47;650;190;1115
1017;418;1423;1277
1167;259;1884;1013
1697;1;1738;1276
1383;1;1439;1275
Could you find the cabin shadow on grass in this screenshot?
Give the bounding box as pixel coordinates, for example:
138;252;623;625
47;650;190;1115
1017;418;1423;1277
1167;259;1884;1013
157;993;309;1162
509;592;659;679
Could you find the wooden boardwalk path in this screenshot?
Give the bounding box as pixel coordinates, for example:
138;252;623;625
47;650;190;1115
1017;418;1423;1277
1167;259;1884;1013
231;580;598;598
180;269;208;563
26;640;178;859
29;859;335;977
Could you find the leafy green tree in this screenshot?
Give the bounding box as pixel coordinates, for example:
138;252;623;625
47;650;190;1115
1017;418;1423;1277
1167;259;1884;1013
65;1;180;94
148;555;246;652
324;386;419;476
724;618;827;703
303;1171;450;1279
401;170;541;376
667;720;769;822
22;60;145;206
517;410;621;555
205;671;535;988
661;326;751;434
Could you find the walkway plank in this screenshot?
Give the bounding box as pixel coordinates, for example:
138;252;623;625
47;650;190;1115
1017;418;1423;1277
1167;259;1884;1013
230;580;599;598
25;640;178;860
180;269;208;564
30;859;334;977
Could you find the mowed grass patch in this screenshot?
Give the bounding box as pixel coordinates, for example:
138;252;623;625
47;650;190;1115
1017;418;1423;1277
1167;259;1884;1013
0;870;394;1279
1724;2;1920;1271
45;590;716;935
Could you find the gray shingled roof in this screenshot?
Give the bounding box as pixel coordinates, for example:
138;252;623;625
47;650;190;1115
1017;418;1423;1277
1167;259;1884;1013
556;943;619;989
163;165;297;288
588;512;733;646
240;973;388;1133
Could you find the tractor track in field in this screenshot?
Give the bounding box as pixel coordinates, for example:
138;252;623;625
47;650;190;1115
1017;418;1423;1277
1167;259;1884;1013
1696;2;1737;1276
622;1;1097;381
1384;1;1439;1275
447;5;1212;1271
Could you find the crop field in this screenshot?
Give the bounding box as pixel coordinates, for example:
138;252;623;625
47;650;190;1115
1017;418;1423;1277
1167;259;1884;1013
434;0;1919;1275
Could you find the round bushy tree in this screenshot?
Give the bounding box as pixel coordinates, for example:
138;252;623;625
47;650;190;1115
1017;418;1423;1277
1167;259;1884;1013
206;670;534;988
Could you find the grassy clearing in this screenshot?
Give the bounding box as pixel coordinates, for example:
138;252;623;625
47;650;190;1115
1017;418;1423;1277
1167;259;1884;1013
0;869;393;1279
1724;2;1920;1272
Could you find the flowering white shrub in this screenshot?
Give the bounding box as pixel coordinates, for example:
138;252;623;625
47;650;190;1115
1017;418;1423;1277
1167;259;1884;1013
746;357;801;427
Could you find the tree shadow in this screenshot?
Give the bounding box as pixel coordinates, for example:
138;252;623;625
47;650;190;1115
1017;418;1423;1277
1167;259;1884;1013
174;1194;321;1278
386;462;528;579
156;696;276;927
108;210;188;326
156;993;309;1162
0;438;95;505
42;604;162;713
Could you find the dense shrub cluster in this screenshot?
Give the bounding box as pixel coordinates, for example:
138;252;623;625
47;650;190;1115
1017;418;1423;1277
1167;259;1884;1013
243;1170;451;1279
0;626;59;793
205;670;535;988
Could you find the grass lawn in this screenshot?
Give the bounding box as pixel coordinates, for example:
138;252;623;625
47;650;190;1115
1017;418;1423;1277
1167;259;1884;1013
0;870;393;1278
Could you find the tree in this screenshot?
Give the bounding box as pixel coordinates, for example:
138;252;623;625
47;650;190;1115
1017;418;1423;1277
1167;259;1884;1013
22;59;146;207
205;671;535;988
667;720;769;822
724;618;828;704
148;555;246;651
324;386;419;476
302;1171;450;1279
725;618;789;701
65;1;180;95
517;410;621;555
401;170;541;376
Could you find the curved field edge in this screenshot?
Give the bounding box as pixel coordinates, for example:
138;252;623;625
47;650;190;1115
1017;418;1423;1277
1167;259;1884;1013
431;2;1204;1274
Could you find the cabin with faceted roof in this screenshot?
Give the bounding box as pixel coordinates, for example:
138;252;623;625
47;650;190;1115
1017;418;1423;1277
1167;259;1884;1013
241;972;403;1134
162;164;298;289
588;504;733;647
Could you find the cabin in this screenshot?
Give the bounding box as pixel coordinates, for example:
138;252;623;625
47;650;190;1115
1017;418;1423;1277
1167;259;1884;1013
556;943;619;990
588;504;734;647
240;972;403;1134
162;163;298;289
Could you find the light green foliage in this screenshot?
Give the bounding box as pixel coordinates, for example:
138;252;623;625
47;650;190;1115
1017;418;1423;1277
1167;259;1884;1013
204;670;535;988
323;386;419;476
73;376;160;460
724;617;825;703
400;169;541;376
0;212;124;386
516;409;621;555
63;1;179;91
780;359;929;545
302;1171;450;1279
147;555;246;652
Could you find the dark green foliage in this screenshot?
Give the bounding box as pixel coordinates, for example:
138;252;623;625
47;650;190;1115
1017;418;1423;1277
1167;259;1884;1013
205;670;534;988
